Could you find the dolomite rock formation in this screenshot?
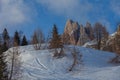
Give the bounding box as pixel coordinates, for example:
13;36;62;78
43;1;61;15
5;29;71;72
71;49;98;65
63;19;89;45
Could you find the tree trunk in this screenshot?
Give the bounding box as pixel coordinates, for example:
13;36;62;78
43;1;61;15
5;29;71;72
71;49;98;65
9;49;15;80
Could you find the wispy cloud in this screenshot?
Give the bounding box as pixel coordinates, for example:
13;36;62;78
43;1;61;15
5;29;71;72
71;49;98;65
0;0;35;30
37;0;80;14
37;0;92;23
0;0;24;24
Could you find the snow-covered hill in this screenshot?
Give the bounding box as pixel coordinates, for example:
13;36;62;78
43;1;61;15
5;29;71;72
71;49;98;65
6;45;120;80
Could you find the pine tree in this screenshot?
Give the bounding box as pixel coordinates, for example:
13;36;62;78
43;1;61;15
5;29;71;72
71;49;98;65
49;24;63;49
13;31;20;46
2;28;10;42
21;35;28;46
0;42;8;80
2;28;10;47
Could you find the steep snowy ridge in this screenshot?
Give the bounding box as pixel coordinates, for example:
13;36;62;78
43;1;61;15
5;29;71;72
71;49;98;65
6;45;120;80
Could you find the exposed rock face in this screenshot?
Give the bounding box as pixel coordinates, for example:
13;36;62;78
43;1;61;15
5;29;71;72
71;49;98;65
85;22;94;40
102;25;120;52
63;20;80;45
64;20;74;35
77;25;89;45
63;19;89;45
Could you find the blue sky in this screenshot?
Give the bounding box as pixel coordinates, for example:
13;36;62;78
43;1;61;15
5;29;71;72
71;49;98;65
0;0;120;39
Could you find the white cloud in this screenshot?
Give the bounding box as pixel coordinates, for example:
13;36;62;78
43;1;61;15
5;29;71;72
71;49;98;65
37;0;79;14
37;0;92;23
0;0;31;27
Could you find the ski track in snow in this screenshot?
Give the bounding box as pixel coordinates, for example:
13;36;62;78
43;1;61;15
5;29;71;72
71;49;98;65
36;58;48;70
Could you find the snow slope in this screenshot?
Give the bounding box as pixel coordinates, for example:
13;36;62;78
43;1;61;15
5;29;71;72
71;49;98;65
6;45;120;80
83;40;97;47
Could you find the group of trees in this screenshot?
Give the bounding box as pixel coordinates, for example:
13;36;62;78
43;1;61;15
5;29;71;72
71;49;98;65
0;41;8;80
93;22;109;50
0;28;28;80
32;28;44;50
86;23;120;62
2;28;28;47
79;22;109;50
0;24;66;79
13;31;28;46
82;22;109;50
31;24;65;57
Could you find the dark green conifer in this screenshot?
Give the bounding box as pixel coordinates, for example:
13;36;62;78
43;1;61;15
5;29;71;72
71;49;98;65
2;28;10;47
21;35;28;46
13;31;20;46
0;42;8;80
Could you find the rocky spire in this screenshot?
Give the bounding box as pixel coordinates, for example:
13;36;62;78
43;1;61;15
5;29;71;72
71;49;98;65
63;19;80;45
64;19;73;35
63;19;90;45
85;22;94;40
77;24;89;45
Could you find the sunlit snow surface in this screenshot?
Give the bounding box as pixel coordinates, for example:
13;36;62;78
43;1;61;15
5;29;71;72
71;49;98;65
6;45;120;80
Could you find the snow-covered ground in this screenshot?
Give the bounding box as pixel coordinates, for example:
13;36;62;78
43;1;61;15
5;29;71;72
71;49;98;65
6;45;120;80
83;40;97;47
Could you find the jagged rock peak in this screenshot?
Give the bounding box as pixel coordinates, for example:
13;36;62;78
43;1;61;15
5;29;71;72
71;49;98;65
86;22;91;28
64;19;79;35
67;19;73;24
63;19;80;45
72;22;79;30
64;19;73;34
